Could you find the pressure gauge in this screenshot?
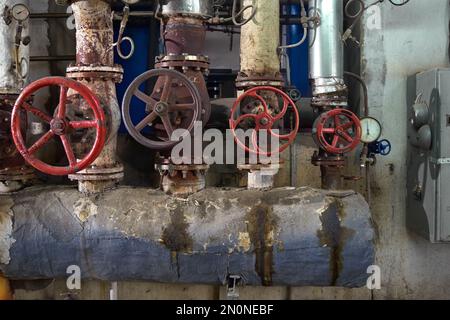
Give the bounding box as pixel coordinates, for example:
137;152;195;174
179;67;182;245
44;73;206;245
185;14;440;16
360;117;382;143
11;4;29;22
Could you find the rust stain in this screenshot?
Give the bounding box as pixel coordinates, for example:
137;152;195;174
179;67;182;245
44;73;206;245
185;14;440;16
317;199;355;286
245;203;278;286
161;207;193;254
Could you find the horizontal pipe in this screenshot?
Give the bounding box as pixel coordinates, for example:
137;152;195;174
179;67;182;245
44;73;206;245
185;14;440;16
0;186;374;287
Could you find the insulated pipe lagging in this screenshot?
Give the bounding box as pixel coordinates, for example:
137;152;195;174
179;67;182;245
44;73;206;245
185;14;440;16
0;187;375;287
308;0;345;96
240;0;281;79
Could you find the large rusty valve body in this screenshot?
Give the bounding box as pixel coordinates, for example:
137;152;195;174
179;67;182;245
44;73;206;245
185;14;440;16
122;68;203;150
229;86;300;156
11;77;107;176
313;108;362;154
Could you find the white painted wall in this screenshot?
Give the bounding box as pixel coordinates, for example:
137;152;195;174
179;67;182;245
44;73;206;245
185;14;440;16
360;0;450;299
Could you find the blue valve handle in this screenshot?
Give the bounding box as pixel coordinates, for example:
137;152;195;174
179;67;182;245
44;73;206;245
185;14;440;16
368;139;392;156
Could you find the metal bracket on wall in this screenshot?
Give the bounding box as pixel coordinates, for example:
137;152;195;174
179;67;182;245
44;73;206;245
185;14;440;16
226;275;241;300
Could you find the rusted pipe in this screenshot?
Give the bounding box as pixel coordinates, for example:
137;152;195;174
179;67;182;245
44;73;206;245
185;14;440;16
320;165;343;190
72;0;114;66
149;2;212;195
0;0;34;193
67;0;124;194
164;17;206;55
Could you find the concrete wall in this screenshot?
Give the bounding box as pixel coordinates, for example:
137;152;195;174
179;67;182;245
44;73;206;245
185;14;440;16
10;0;450;300
356;0;450;299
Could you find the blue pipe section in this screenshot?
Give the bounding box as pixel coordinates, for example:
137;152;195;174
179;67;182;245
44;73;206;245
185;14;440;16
114;25;152;134
286;4;311;97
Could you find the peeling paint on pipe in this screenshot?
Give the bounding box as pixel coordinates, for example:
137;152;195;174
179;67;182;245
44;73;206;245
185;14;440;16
0;187;374;287
239;0;281;80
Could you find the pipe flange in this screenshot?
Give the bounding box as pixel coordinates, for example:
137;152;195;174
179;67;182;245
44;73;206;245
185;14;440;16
311;95;348;109
156;54;209;64
68;163;124;182
0;88;20;96
66;65;124;83
156;162;209;174
236;74;285;90
311;152;345;167
156;162;209;196
0;166;35;182
237;162;284;172
155;55;210;74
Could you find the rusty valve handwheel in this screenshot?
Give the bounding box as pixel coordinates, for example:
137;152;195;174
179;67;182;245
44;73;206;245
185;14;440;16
11;77;107;176
229;86;300;156
314;108;362;154
122;69;202;150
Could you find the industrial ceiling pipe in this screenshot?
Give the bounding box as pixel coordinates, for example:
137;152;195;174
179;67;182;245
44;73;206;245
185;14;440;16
0;187;374;287
0;0;35;193
66;0;124;194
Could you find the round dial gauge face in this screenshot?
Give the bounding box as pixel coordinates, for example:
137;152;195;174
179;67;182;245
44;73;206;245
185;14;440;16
360;117;382;143
11;4;30;22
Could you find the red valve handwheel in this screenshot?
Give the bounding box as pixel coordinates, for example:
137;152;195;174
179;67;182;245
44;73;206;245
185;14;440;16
229;86;300;156
11;77;107;176
314;108;362;154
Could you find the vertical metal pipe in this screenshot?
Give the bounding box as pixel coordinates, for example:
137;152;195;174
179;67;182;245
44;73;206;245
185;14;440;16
308;0;347;106
0;0;34;193
67;0;124;194
0;0;29;93
72;0;114;67
237;0;283;87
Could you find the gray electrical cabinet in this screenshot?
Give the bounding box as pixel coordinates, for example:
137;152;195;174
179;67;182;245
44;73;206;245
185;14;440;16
407;68;450;243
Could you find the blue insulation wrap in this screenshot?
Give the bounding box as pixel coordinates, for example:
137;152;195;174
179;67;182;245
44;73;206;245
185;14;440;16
0;187;374;287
